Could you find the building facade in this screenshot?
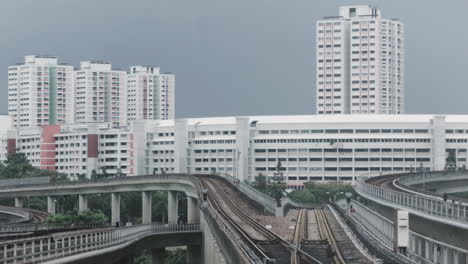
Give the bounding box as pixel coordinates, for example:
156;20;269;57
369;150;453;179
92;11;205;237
8;56;75;128
10;123;133;178
127;66;175;124
75;61;128;127
316;6;404;115
5;115;468;188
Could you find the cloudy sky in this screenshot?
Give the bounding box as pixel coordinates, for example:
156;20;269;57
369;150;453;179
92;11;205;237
1;0;467;117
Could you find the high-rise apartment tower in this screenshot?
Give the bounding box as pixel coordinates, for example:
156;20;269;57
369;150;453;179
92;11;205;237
316;6;404;114
75;61;127;127
8;56;75;128
127;66;175;124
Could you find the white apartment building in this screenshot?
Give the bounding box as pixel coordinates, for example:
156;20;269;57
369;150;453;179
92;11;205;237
316;6;404;115
127;66;175;124
11;123;133;178
132;115;467;188
8;56;75;128
0;116;13;162
75;61;127;127
4;115;468;187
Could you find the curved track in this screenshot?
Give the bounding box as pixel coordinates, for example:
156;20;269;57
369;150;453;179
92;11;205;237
198;176;322;264
23;208;48;223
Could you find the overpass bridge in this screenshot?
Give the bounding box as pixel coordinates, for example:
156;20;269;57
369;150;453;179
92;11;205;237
0;173;290;264
354;171;468;264
0;173;381;264
4;171;468;264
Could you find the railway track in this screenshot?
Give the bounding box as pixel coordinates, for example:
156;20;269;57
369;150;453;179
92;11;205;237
315;209;346;264
291;208;307;264
24;208;48;223
198;176;322;264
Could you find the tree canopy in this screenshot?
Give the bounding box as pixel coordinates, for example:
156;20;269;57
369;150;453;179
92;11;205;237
250;161;287;206
288;182;356;203
0;153;64;180
45;209;108;225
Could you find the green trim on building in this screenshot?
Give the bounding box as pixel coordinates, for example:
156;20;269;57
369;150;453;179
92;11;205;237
49;67;57;125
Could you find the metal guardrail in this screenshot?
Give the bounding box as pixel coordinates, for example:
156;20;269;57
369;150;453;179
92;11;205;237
332;202;414;264
0;174;192;189
0;223;200;264
0;224;107;234
396;171;468;204
0;174;198;198
356;176;468;227
0;177;50;187
398;170;468;185
345;200;394;250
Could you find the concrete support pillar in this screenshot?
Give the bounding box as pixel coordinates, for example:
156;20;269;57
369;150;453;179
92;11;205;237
433;244;439;263
14;197;23;208
187;197;200;224
168;191;178;224
150;248;165;264
142;191;152;224
111;193;121;226
442;247;449;264
47;196;55;215
453;251;459;264
187;245;202;264
424;240;431;261
419;238;424;257
78;194;88;212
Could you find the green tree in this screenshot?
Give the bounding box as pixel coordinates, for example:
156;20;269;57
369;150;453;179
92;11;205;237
91;170;98;180
1;153;38;179
251;173;268;193
289;182;356;204
446;150;457;170
152;191;168;224
45;209;108;225
288;189;317;203
165;249;186;264
0;153;66;180
269;161;287;207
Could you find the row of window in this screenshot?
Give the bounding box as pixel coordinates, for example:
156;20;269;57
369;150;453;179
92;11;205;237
254;157;431;162
193;140;236;145
254;148;431;153
257;129;429;134
256;167;427;172
193;149;235;154
254;138;431;144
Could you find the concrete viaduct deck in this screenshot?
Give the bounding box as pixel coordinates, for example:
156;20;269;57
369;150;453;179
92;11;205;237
355;171;468;264
0;173;280;264
0;174;200;226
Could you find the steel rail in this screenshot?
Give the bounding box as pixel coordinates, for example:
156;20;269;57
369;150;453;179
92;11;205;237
198;177;272;264
316;209;346;264
291;208;307;264
200;176;322;264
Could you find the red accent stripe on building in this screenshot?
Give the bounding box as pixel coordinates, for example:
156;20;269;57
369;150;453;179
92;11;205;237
7;139;16;156
40;125;61;171
87;134;98;158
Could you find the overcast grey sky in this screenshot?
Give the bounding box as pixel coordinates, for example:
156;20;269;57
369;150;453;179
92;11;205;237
1;0;467;117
